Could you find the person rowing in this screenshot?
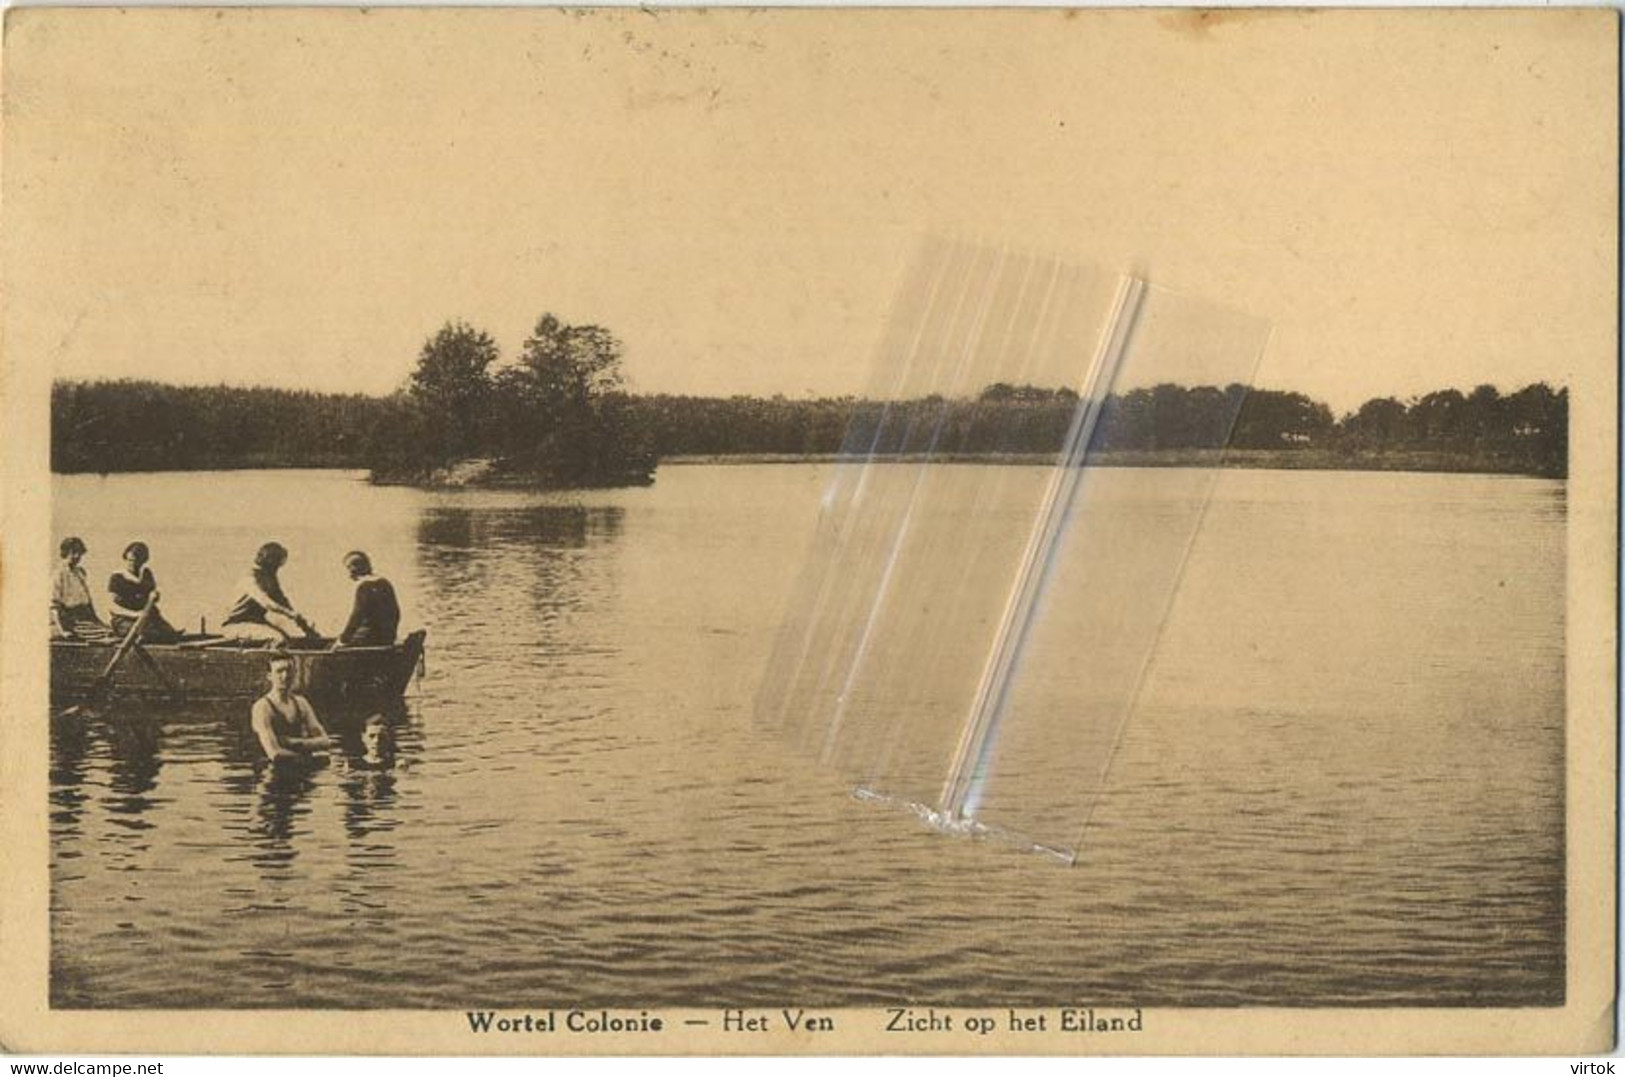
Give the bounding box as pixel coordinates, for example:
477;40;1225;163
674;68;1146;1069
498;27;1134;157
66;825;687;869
107;541;183;643
250;651;337;762
222;542;321;643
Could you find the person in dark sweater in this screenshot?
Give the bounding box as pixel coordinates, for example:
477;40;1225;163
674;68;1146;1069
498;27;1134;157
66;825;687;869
337;551;400;647
107;541;183;643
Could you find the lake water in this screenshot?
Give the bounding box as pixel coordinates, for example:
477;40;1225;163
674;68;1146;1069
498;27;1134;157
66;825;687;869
49;465;1565;1009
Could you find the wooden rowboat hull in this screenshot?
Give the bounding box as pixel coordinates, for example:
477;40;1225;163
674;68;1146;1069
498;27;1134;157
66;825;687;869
51;629;426;706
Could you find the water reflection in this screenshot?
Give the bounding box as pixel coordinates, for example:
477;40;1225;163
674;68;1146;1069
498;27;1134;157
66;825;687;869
415;503;624;621
341;768;399;837
49;714;92;835
249;759;323;866
104;714;163;823
416;502;624;548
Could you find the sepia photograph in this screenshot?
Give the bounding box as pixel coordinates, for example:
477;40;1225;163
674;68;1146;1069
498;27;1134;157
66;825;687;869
0;6;1616;1056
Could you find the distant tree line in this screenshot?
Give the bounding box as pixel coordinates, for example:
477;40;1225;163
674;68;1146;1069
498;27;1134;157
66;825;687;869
52;376;1568;479
52;380;384;473
626;382;1566;477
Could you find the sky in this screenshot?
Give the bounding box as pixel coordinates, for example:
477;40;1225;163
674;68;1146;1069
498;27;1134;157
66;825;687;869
3;8;1615;414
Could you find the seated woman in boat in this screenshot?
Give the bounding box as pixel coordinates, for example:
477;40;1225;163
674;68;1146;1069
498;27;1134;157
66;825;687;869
50;537;113;641
222;542;321;643
107;541;183;643
251;652;338;762
336;551;400;647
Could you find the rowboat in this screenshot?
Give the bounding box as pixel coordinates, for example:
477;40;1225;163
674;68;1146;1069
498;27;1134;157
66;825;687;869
51;629;427;706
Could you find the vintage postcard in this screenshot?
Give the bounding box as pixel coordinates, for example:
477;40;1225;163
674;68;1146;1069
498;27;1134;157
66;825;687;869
0;6;1616;1057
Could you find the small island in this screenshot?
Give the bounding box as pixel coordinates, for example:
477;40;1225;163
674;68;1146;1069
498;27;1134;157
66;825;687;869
365;314;657;490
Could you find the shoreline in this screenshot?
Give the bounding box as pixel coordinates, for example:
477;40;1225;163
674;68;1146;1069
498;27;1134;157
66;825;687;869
660;448;1563;478
48;447;1565;481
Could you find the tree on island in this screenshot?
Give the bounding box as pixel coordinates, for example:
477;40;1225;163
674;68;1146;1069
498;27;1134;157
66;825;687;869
369;313;655;488
517;314;626;403
492;313;654;485
408;320;501;461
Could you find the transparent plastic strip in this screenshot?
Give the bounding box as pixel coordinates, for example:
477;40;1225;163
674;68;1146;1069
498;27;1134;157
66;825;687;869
757;238;1269;862
939;275;1145;822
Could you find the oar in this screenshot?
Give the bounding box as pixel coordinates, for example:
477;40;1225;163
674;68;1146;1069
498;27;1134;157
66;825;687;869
85;594;158;704
129;640;180;696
